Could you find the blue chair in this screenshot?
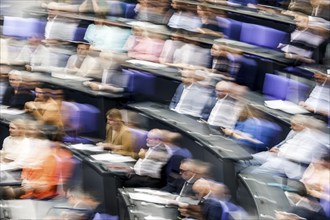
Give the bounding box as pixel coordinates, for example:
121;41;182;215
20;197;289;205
129;128;148;153
133;71;156;97
93;213;118;220
283;66;314;78
216;17;242;41
263;73;289;100
74;103;100;135
286;79;310;104
3;16;46;39
72;27;87;43
107;1;125;17
235;57;258;90
240;23;288;49
124;3;136;19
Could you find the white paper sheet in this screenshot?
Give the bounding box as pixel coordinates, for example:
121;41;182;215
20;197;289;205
51;72;92;81
126;59;167;69
91;153;136;162
0;108;25;115
128;192;169;205
69;144;104;152
264;100;309;114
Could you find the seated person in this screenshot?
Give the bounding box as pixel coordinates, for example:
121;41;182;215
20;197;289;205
178;178;223;220
1;129;59;200
97;109;134;157
126;25;166;63
168;0;202;32
196;5;223;38
25;83;64;131
123;129;170;188
170;69;214;118
279;15;328;64
64;43;104;79
159;31;186;64
0;65;10;104
223;105;280;152
2;70;35;109
201;81;246;129
251;116;329;179
277;153;330;220
162;159;208;199
299;71;330;122
1;119;27;163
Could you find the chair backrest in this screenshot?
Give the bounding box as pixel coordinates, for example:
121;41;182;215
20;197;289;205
107;0;125;17
72;27;87;43
263;73;289;100
286;79;310;104
129;128;148;153
216;17;242;41
61;101;81;132
240;23;288;49
219;200;248;220
235;57;258;90
124;3;136;19
3;16;46;39
74;103;101;134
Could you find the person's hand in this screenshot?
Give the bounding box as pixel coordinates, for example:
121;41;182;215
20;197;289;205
89;82;101;91
222;128;233;136
269;147;279;153
25;65;32;71
138;148;146;159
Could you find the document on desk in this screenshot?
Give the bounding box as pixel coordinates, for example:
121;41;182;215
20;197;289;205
0;106;25;115
126;59;167;69
69;144;104;152
0;163;20;171
128;192;170;205
264;100;309;114
91;153;136;162
51;72;92;81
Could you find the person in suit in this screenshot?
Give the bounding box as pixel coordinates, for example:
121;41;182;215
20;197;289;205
97;108;134;157
178;178;223;220
2;70;35;109
123;129;170;188
161;159;199;198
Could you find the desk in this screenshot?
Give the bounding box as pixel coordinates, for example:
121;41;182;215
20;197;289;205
118;188;179;220
0;170;21;186
127;101;252;200
21;72;130;138
237;172;291;219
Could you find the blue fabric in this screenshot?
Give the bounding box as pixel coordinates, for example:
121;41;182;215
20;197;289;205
169;83;184;110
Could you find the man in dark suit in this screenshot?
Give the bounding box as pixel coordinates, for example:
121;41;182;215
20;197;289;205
178;178;223;220
161;159;198;198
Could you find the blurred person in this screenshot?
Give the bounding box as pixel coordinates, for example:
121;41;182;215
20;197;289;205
251;116;328;179
96;108;134;156
25;83;64;131
299;71;330;122
159;31;186;64
201;81;246;129
169;69;214;118
44;0;108;15
282;0;330;20
276;154;330;220
0;65;10;104
196;5;224;38
2;70;35;109
162;159;204;199
127;25;166;63
63;42;104;79
83;16;131;53
279;15;328;64
123;129;170;188
178;178;223;220
223;105;280;152
135;0;173;24
162;131;191;157
0;119;27;163
168;0;202;32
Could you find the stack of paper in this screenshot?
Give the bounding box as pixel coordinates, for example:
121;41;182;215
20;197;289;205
264;100;309;114
126;59;167;69
70;144;104;152
128;192;169;205
91;153;136;162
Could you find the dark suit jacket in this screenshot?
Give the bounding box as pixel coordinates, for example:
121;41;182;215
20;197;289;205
169;83;184;110
202;198;223;220
2;86;35;109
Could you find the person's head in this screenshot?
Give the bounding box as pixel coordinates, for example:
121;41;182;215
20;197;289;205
25;120;43;138
9;119;27;137
192;178;211;199
210;181;231;201
146;129;164;148
180;159;196;181
197;4;211;18
77;43;90;59
35;83;52;102
211;44;221;57
8;70;23;88
0;65;11;81
106;108;123;129
215;81;231;98
238;105;262;121
290;114;307;132
192;160;211;179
